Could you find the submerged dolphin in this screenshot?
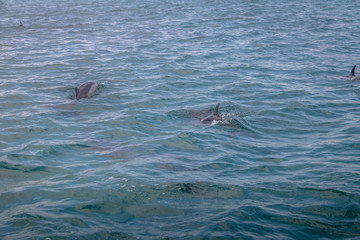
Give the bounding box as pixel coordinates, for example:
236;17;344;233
349;65;360;80
72;81;98;100
200;103;223;124
19;21;23;27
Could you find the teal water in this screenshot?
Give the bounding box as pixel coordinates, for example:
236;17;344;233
1;0;360;239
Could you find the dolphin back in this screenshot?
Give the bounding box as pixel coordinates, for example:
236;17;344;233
73;82;98;100
200;103;222;123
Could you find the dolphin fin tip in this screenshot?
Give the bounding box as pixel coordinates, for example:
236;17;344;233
351;64;357;77
74;87;79;100
214;103;220;116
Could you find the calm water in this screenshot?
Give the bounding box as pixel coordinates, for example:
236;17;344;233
1;0;360;239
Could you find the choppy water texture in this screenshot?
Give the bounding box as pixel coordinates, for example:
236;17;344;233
1;0;360;239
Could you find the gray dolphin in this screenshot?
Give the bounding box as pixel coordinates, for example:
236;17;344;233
19;21;23;27
349;65;360;80
200;103;223;124
72;81;99;100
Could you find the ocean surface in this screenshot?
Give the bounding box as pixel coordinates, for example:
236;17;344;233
1;0;360;239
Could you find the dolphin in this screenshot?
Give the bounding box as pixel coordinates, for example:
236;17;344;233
200;103;223;124
19;21;23;27
349;65;360;80
72;82;98;100
63;23;90;28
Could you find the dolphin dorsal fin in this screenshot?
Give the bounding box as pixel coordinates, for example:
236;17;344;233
350;65;356;77
75;87;79;99
213;103;220;116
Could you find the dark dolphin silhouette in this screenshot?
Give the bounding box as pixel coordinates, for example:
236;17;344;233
72;82;99;100
200;103;223;124
349;65;360;80
64;23;90;28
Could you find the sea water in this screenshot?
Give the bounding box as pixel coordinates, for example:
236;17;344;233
1;0;360;239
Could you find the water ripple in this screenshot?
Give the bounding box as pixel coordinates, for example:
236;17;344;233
1;0;360;239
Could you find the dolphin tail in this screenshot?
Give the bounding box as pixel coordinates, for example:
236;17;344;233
213;103;220;116
350;65;356;77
